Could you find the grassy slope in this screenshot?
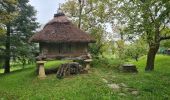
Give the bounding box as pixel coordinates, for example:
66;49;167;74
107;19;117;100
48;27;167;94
0;60;68;73
101;54;170;100
0;55;170;100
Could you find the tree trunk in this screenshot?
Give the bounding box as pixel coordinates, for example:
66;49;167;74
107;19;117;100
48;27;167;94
78;0;83;28
4;25;11;73
145;43;160;71
134;56;138;62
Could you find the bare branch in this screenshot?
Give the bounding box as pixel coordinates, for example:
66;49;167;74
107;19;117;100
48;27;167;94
85;6;93;15
148;8;155;23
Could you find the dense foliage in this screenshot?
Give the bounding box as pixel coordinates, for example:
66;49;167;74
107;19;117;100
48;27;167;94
125;39;147;61
61;0;113;57
0;0;39;73
111;0;170;71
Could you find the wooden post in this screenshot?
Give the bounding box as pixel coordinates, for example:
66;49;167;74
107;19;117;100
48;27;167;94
37;61;46;79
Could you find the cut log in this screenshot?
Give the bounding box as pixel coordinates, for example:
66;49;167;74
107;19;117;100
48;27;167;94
56;62;87;79
120;64;138;73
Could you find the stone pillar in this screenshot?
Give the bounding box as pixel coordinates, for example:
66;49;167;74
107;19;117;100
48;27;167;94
84;59;92;71
37;61;46;79
85;62;90;70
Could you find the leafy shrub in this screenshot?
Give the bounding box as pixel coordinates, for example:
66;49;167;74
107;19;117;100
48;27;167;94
91;57;123;69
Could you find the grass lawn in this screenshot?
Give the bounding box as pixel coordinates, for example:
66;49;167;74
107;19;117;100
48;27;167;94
0;60;69;74
0;55;170;100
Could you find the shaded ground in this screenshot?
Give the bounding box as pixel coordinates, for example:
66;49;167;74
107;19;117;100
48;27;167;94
0;55;170;100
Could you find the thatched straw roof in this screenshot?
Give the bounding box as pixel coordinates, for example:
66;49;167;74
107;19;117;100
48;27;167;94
29;12;95;43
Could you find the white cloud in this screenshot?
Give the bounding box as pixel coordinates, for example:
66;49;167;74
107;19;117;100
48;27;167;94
29;0;67;25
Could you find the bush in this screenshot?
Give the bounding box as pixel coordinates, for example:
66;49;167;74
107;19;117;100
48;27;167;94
91;57;123;69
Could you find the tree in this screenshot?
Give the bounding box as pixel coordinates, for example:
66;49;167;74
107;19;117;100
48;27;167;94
125;39;147;61
0;0;19;73
113;0;170;71
61;0;113;57
0;0;39;73
0;0;18;25
10;0;39;68
115;40;126;60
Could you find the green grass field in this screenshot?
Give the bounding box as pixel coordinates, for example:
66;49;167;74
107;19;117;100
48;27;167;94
0;60;68;73
0;55;170;100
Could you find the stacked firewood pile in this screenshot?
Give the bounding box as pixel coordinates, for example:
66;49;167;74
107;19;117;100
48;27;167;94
44;62;87;79
56;62;87;79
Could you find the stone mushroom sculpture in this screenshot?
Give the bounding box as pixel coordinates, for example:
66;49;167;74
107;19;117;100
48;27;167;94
36;61;47;78
84;59;92;71
84;53;92;71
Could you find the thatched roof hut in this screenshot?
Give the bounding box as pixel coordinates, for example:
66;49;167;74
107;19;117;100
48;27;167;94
29;13;95;43
29;12;95;59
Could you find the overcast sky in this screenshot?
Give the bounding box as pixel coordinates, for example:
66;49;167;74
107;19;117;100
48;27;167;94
29;0;67;25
